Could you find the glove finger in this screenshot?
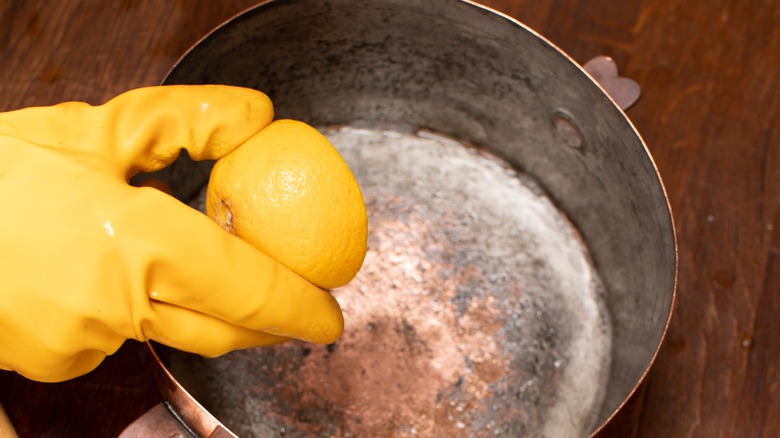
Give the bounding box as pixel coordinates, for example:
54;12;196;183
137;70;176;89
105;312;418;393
144;301;288;357
0;85;274;176
127;187;344;345
0;347;107;383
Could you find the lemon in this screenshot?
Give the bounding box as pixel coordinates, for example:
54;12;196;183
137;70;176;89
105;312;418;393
206;119;367;289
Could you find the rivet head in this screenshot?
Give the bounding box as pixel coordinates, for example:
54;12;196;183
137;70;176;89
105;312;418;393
552;112;583;149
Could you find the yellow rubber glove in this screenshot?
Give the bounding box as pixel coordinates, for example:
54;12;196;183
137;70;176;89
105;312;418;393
0;85;344;382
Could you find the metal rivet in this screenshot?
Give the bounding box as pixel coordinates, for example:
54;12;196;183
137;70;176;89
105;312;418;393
552;112;583;149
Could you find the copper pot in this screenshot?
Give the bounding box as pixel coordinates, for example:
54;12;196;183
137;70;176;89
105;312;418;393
122;0;676;436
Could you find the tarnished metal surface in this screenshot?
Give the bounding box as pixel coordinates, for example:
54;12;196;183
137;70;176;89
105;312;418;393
144;0;677;435
169;127;611;437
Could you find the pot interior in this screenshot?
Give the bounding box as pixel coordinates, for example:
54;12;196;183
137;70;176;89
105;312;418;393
142;0;676;436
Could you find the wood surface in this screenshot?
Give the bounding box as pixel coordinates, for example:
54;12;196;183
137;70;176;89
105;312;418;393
0;0;777;436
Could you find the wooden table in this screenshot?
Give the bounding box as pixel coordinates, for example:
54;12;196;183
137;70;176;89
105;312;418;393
1;1;777;436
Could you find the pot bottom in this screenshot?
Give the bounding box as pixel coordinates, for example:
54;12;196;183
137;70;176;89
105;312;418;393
169;126;612;437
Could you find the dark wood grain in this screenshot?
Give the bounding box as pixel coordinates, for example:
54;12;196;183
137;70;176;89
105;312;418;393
1;0;778;436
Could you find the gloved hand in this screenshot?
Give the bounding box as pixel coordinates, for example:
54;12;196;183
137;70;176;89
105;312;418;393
0;85;344;382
